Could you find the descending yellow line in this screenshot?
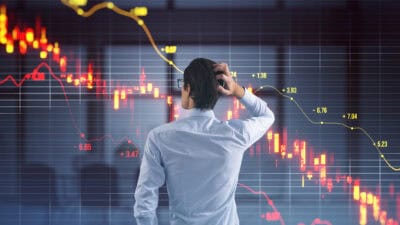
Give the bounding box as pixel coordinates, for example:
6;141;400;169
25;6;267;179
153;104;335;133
61;0;399;172
255;85;400;172
60;0;183;73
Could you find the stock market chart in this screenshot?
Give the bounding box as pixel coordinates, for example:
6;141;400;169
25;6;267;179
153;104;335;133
0;0;399;225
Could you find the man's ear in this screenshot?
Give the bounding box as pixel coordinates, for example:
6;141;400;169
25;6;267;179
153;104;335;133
184;84;192;96
184;83;190;91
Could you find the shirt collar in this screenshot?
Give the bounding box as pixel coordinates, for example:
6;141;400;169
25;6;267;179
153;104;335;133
185;108;215;118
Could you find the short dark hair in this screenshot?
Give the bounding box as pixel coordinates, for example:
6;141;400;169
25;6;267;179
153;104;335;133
183;58;220;110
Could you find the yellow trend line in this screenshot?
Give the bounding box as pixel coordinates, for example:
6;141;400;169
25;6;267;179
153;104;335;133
60;0;184;74
61;0;399;172
255;85;400;172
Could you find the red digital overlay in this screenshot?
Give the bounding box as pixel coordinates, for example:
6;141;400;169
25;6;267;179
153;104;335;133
0;4;399;225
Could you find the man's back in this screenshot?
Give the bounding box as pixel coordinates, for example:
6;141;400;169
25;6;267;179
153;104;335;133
153;110;247;224
134;89;274;225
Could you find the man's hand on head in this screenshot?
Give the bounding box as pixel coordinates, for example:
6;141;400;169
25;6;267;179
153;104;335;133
213;63;245;99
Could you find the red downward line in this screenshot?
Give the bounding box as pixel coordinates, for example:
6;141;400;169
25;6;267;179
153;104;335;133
0;62;130;144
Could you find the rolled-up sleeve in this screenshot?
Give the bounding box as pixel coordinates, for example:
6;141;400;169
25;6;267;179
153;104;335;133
134;131;165;225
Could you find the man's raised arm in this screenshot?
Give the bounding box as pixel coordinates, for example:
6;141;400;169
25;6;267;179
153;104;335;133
214;63;275;146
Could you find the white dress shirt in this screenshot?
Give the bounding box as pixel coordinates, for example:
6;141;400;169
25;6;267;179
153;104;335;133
134;88;275;225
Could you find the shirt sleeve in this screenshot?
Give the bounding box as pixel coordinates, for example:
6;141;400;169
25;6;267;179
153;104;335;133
134;131;165;225
228;88;275;148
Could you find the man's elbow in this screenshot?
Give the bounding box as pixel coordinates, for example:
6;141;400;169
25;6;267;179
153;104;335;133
263;108;275;128
271;110;275;125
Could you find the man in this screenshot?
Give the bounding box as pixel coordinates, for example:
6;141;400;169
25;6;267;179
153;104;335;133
134;58;275;225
